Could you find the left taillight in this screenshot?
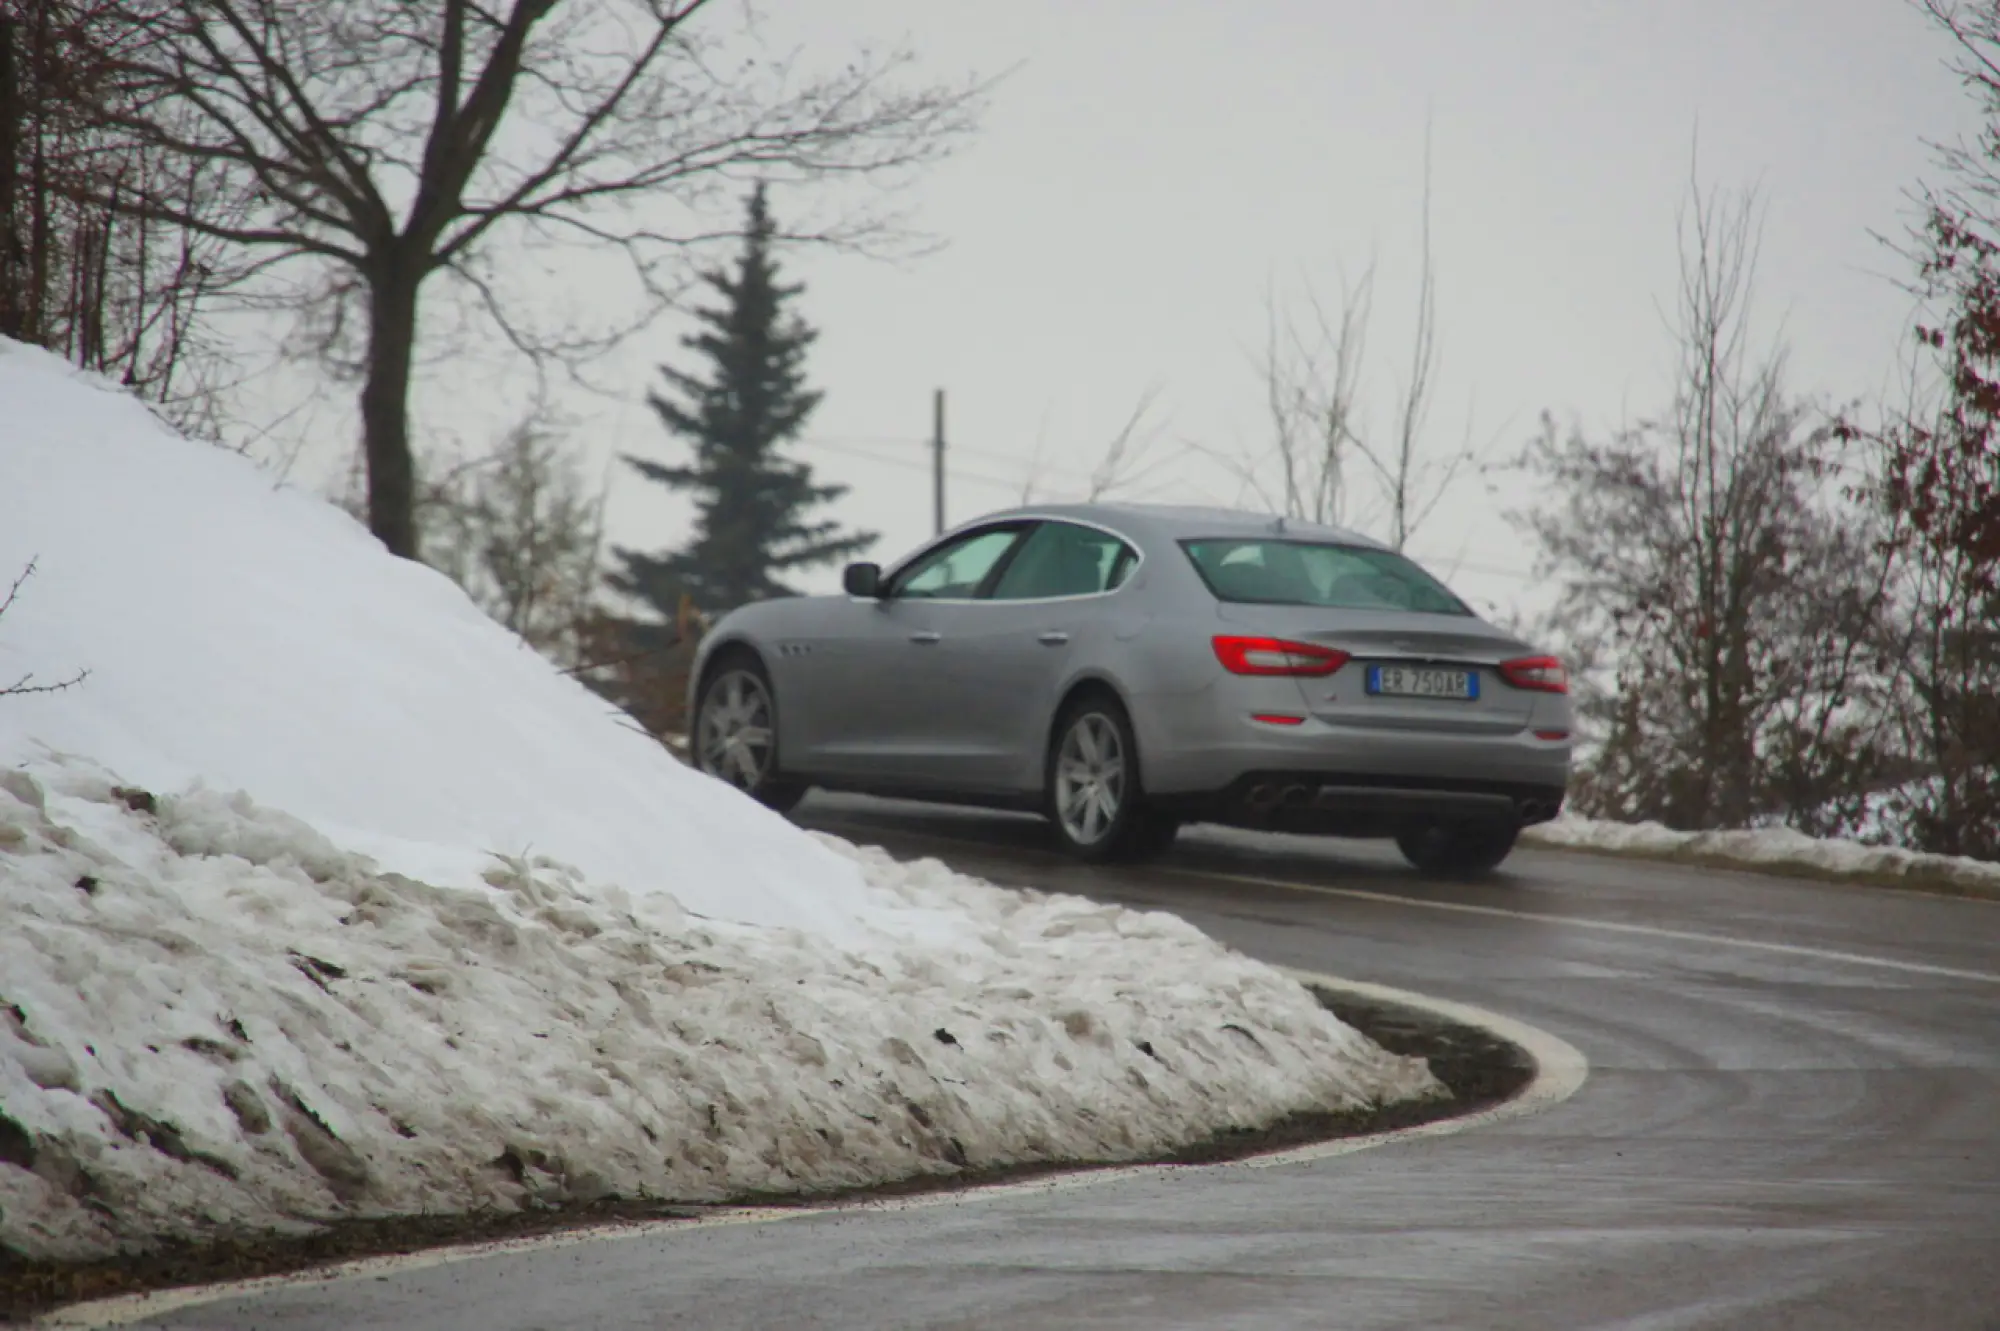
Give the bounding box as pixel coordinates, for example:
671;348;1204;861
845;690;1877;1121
1212;636;1351;677
1498;655;1568;694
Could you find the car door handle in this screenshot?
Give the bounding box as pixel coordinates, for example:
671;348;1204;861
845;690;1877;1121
1037;631;1070;646
909;630;942;645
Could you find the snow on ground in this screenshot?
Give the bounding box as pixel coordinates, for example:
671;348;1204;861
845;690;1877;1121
1522;813;2000;893
0;758;1434;1261
0;338;1439;1262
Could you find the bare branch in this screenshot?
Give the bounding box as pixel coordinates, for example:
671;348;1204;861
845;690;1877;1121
0;668;91;698
0;559;38;623
1086;385;1168;501
0;559;90;699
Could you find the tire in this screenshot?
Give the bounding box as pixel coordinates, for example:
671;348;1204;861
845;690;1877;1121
1395;820;1519;876
1045;693;1158;862
692;653;806;814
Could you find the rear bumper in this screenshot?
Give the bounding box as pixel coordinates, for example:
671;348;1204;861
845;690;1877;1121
1122;677;1573;836
1153;770;1567;836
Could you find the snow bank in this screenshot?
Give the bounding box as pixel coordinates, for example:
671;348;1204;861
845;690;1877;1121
0;758;1435;1261
1523;812;2000;894
0;338;1440;1262
0;340;871;940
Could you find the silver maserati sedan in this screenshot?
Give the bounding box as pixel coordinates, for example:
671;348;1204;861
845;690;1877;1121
687;503;1573;872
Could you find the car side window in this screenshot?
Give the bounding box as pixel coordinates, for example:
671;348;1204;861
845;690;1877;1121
889;526;1026;599
988;521;1140;601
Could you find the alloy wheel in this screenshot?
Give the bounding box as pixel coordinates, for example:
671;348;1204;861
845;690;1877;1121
1055;711;1127;847
698;669;776;792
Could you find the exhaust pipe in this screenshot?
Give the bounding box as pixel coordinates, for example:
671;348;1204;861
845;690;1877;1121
1246;783;1279;812
1280;784;1312;809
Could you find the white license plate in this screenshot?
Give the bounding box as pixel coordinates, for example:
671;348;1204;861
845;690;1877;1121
1366;665;1479;700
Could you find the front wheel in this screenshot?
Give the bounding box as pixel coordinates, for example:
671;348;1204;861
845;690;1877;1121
693;656;806;813
1395;821;1519;876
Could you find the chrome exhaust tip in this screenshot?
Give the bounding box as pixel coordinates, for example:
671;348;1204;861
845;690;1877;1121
1280;784;1312;809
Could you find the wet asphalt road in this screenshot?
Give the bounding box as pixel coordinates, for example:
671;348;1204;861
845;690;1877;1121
135;795;1999;1331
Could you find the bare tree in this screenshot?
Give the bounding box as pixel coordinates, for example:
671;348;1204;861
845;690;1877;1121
0;560;89;699
1084;387;1174;501
1;1;237;426
424;422;607;668
1217;122;1474;546
1374;125;1451;551
1013;386;1177;505
1519;173;1896;832
83;0;984;560
1253;267;1371;526
333;415;607;665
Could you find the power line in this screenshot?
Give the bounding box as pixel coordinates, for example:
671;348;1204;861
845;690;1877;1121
804;433;1115;489
811;438;1029;495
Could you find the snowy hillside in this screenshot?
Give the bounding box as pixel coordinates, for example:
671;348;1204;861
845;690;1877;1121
0;342;872;940
0;339;1438;1263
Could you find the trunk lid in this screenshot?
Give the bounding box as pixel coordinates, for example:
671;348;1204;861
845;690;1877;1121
1214;603;1542;734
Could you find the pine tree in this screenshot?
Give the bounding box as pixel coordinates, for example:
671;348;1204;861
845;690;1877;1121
608;184;875;619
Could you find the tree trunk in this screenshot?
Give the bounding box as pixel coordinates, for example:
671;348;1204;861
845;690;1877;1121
0;15;19;340
360;258;421;559
22;0;49;347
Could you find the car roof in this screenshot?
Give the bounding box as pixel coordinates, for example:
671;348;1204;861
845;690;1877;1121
966;500;1389;550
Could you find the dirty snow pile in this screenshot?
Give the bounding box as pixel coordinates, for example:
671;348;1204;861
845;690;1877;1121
1522;812;2000;893
0;338;1440;1263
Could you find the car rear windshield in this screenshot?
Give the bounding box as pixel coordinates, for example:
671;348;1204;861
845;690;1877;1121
1181;538;1472;616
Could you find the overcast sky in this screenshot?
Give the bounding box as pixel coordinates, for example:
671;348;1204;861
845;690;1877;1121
268;0;1978;623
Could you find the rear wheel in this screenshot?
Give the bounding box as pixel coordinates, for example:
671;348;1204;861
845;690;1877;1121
1396;821;1519;876
1046;695;1161;862
693;654;806;813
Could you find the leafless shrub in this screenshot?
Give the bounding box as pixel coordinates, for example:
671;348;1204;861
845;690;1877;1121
572;593;709;741
1518;174;1897;832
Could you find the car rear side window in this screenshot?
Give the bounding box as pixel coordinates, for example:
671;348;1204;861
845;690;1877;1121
1181;538;1471;616
988;521;1140;600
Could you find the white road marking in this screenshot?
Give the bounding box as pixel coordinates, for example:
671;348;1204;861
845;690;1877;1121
816;807;2000;983
37;974;1586;1328
1246;969;1589;1168
1177;867;2000;986
808;814;2000;986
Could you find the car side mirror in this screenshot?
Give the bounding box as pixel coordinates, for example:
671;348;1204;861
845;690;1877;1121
842;562;883;599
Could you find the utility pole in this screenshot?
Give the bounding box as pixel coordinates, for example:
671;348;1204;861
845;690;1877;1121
932;387;946;535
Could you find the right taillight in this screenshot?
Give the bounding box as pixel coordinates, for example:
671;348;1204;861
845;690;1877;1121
1213;635;1351;677
1499;655;1568;693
